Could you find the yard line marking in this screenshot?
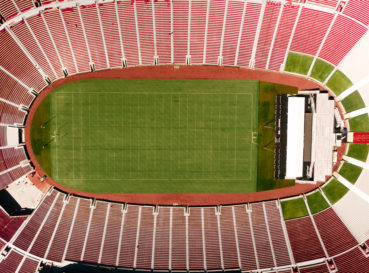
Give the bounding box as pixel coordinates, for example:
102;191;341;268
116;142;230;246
105;95;108;177
88;94;91;179
154;96;157;172
234;95;238;177
146;94;149;176
57;178;249;181
186;95;189;174
202;101;205;175
55;94;58;179
56;92;250;95
194;97;197;180
72;93;75;180
170;95;173;175
210;105;213;175
178;95;181;175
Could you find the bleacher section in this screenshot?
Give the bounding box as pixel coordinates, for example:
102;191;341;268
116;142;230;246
2;189;367;272
1;0;369;272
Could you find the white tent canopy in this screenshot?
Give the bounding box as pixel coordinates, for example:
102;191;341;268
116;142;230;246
285;97;305;179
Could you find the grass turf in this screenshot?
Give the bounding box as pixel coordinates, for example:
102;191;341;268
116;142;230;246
310;58;334;83
341;91;366;113
281;197;308;220
32;79;262;193
306;191;329;215
338;162;362;184
326;70;354;96
284;52;313;75
256;82;296;191
347;143;369;162
348;114;369;132
322;178;349;204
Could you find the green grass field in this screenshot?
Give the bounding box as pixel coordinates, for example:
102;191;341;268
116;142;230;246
31;79;297;193
306;191;329;214
281;197;308;220
322;178;349;204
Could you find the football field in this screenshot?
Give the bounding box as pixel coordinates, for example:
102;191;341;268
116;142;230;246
31;79;259;193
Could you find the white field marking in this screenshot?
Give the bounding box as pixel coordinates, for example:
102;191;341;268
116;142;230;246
72;94;75;179
178;96;181;174
210;106;213;174
186;95;189;173
88;94;91;179
234;95;238;176
218;96;221;175
56;95;58;179
57;178;249;181
170;95;173;175
56;92;253;181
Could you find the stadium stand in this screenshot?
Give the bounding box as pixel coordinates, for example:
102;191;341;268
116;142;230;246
2;0;369;272
0;250;25;273
42;10;78;75
99;2;124;68
236;2;261;67
313;207;358;256
0;208;27;241
285;216;326;263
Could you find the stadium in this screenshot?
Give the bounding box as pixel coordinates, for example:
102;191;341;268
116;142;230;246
2;0;369;272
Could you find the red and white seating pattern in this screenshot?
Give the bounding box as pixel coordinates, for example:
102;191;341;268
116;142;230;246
2;188;369;272
343;0;369;26
0;0;369;271
285;216;326;263
290;7;334;57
